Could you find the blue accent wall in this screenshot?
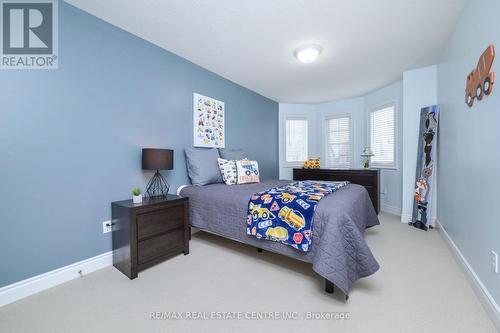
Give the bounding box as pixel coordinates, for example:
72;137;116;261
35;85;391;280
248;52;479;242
437;0;500;309
0;2;278;287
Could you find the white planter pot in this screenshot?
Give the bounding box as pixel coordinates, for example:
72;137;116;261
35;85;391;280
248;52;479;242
132;195;142;204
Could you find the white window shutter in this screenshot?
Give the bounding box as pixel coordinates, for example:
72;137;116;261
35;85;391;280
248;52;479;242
370;105;395;167
326;116;351;168
285;119;308;163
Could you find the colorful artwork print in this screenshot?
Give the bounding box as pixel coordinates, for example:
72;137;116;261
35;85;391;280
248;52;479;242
411;105;439;231
193;93;225;148
247;181;349;252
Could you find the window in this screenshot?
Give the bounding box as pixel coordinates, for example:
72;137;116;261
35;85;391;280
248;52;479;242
369;104;396;168
285;118;308;164
325;115;351;168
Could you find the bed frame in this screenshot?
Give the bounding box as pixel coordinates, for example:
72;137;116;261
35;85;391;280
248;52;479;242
178;185;350;300
186;225;347;300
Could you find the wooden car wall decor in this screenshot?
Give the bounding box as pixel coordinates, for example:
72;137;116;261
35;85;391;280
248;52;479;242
465;44;495;107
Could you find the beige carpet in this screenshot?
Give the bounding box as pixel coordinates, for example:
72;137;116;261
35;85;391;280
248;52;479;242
0;213;496;332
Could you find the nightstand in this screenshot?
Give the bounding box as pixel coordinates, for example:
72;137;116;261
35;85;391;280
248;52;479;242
111;195;189;279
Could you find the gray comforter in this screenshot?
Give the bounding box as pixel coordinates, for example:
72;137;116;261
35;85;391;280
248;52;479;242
180;180;379;294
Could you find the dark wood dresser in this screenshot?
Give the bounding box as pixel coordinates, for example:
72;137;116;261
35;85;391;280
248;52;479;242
293;168;380;214
111;195;189;279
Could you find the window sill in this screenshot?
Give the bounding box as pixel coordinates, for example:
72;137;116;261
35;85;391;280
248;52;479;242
370;165;399;171
283;163;304;168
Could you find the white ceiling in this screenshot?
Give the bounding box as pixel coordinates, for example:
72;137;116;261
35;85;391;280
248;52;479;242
65;0;466;103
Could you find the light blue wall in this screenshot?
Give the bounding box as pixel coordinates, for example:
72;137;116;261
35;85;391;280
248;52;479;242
279;82;403;214
278;103;318;179
437;0;500;309
316;97;367;169
401;66;437;222
0;2;278;287
365;81;404;213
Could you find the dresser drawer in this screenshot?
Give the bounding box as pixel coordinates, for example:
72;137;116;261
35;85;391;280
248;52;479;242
293;168;380;214
346;174;377;186
136;203;184;240
112;196;189;279
295;170;377;186
363;185;376;195
364;186;378;200
137;228;184;265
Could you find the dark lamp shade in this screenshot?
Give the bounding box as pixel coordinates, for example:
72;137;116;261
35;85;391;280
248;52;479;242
142;149;173;170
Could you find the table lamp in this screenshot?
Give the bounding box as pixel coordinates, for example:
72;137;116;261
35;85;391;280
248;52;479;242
142;148;173;198
361;147;375;169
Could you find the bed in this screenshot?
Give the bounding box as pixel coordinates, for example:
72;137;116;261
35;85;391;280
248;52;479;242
179;179;379;297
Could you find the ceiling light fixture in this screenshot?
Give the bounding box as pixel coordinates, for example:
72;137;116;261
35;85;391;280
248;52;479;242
294;44;322;64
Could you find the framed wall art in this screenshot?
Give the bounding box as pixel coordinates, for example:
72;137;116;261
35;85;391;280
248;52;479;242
193;93;225;148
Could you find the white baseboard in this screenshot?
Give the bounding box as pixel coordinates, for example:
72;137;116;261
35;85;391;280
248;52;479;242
436;220;500;331
0;251;113;307
381;203;401;216
401;213;412;223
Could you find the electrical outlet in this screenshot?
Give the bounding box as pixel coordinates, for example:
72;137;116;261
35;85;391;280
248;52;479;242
102;220;112;234
492;251;498;274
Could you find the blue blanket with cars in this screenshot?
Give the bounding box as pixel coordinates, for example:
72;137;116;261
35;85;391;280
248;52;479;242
246;180;349;252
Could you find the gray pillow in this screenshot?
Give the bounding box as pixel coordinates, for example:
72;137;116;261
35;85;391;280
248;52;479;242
185;148;223;186
218;148;247;160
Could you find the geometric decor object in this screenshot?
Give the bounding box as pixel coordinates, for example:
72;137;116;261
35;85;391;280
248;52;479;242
193;93;225;148
465;44;495;107
410;105;439;231
144;172;170;199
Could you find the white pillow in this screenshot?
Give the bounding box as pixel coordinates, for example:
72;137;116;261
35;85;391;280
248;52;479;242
236;160;260;184
217;158;238;185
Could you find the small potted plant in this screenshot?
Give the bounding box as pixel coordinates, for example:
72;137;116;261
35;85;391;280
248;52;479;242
132;187;142;204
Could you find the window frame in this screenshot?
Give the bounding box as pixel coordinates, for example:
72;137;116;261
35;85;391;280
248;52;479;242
324;113;353;169
283;116;309;167
367;101;398;169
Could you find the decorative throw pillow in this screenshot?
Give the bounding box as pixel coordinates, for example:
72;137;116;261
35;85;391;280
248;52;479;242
236;160;260;184
218;148;247;160
217;158;238;185
184;148;223;186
